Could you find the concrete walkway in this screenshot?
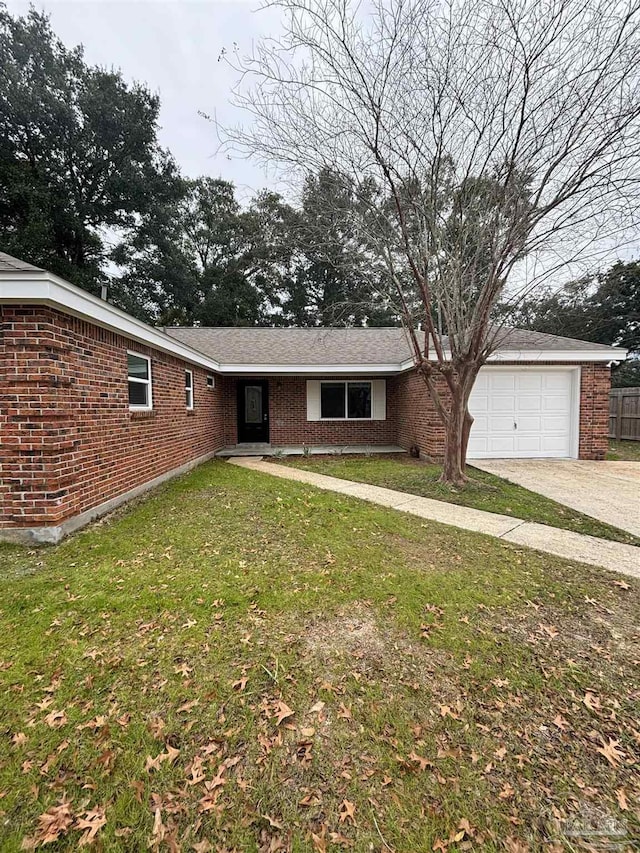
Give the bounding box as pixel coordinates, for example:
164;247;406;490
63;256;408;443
228;457;640;579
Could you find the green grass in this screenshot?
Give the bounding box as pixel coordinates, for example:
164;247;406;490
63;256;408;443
607;439;640;461
1;460;639;851
275;454;639;545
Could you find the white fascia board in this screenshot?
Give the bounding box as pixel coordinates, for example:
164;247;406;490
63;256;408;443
486;348;627;362
397;347;627;371
0;272;222;372
218;363;402;375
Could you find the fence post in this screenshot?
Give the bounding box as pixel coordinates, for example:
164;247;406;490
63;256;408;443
616;392;623;440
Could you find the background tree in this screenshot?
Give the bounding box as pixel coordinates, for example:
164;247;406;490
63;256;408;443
511;261;640;387
284;169;396;326
114;178;301;325
225;0;640;483
0;6;179;293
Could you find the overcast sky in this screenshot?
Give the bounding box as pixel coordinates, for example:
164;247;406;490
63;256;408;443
6;0;286;201
5;0;639;272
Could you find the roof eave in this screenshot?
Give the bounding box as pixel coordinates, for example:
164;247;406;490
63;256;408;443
397;348;627;371
0;272;222;372
218;363;404;376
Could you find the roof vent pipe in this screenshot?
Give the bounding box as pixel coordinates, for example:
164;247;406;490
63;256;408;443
100;284;109;302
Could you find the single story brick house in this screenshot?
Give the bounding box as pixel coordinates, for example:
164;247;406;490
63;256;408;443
0;252;626;543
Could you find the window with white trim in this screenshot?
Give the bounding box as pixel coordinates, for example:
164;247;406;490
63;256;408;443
185;369;194;409
127;351;152;410
320;381;372;420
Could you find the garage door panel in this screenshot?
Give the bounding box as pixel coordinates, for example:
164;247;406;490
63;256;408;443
515;436;543;452
543;373;572;391
516;374;543;391
490;397;516;412
487;436;517;454
492;375;516;391
488;415;517;432
468;369;576;459
542;415;569;431
517;415;542;431
516;396;543;411
543;397;570;413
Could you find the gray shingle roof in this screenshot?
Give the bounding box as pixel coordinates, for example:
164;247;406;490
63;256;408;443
0;252;44;272
164;326;413;365
164;325;618;366
491;328;619;352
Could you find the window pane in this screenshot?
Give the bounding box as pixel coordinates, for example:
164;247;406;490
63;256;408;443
348;382;371;418
245;386;263;423
128;353;149;380
185;370;192;389
321;383;346;418
128;380;148;406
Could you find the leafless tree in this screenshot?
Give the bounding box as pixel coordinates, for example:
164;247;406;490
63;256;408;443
223;0;640;484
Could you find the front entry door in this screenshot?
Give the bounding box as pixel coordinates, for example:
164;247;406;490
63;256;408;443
237;380;269;443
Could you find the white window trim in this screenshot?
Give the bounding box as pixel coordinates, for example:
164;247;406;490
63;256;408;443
320;380;373;421
185;369;194;410
127;350;153;411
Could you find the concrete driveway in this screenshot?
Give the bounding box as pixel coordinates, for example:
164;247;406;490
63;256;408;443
472;459;640;537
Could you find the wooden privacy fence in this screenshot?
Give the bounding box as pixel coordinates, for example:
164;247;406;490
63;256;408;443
609;387;640;441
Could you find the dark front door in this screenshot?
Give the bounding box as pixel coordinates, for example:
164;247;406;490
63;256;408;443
237;380;270;443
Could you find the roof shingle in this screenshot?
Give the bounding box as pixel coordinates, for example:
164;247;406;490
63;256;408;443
164;325;619;366
0;252;44;273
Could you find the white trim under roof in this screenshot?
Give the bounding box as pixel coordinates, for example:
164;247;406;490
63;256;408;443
0;269;627;371
486;348;625;363
397;346;626;371
222;363;403;375
0;270;222;372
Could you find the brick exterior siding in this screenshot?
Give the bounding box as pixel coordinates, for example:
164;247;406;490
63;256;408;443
224;376;397;447
0;303;612;537
390;363;611;461
578;363;611;460
1;306;227;531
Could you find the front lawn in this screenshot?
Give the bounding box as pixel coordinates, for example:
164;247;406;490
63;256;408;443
1;460;638;851
607;439;640;461
275;454;639;545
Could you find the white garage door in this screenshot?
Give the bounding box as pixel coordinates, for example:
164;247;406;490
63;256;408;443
467;369;577;459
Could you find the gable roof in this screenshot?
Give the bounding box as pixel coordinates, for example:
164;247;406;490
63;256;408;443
164;325;622;368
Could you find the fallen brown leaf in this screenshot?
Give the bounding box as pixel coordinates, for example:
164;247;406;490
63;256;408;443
338;799;356;825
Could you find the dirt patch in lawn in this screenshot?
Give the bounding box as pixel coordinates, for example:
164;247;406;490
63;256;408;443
301;603;461;699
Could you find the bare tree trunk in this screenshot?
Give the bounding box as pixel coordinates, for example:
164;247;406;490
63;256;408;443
461;409;474;464
441;388;468;486
438;364;479;487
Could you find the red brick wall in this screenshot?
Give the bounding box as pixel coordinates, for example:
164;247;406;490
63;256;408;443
391;370;445;458
225;376;397;446
578;363;611;460
390;363;611;461
1;306;226;530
